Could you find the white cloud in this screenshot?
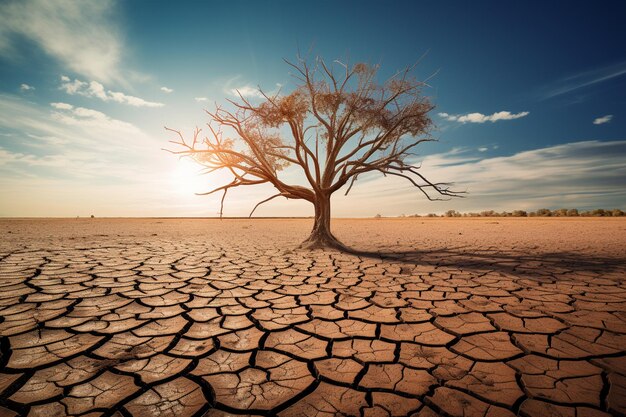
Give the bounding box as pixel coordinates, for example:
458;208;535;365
229;85;264;98
593;115;613;125
87;81;108;100
50;102;73;110
195;97;208;102
439;111;529;124
107;90;163;107
20;83;35;91
50;103;141;134
160;86;174;93
60;76;164;107
0;0;124;83
478;147;488;152
58;77;86;94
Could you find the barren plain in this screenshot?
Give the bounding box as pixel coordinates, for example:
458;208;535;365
0;218;625;417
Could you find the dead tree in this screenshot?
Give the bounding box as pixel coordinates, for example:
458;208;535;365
166;57;460;250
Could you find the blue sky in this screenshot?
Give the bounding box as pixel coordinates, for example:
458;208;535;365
1;0;625;217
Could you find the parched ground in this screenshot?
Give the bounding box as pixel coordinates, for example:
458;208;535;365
0;218;625;417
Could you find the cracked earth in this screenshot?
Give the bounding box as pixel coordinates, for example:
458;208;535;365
0;218;625;417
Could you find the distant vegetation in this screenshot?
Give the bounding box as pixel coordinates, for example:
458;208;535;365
389;208;625;218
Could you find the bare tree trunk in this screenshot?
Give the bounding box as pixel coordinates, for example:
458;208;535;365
300;194;346;250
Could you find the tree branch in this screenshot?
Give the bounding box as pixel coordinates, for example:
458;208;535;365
248;193;286;217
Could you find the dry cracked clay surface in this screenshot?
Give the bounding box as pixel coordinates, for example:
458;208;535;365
0;217;625;417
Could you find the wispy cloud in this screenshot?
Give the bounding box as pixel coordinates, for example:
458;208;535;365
0;0;124;84
24;133;69;147
593;115;613;125
0;94;154;179
0;147;78;168
229;85;264;98
0;93;221;216
60;76;164;107
195;97;208;102
20;83;35;91
160;86;173;93
439;111;529;123
221;75;282;100
50;102;142;134
344;140;626;215
539;61;626;100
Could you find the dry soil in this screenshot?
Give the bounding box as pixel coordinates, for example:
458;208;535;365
0;218;624;417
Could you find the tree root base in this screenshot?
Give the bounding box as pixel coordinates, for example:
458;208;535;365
298;232;351;252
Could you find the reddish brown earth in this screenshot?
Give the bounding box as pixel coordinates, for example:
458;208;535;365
0;217;625;417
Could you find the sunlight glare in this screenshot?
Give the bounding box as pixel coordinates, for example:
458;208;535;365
171;157;209;196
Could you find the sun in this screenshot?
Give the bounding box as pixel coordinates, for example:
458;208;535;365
171;157;208;196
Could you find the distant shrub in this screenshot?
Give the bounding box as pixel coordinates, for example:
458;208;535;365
535;208;552;217
406;208;623;218
553;208;568;217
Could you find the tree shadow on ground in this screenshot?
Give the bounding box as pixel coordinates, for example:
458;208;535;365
342;245;625;277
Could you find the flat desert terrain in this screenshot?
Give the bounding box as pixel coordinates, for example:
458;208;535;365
0;218;625;417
